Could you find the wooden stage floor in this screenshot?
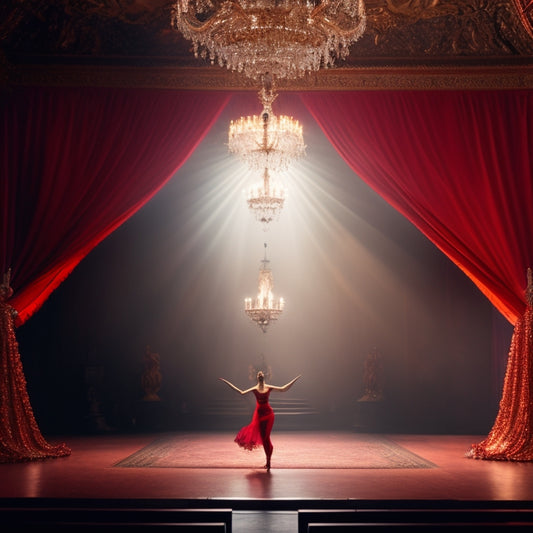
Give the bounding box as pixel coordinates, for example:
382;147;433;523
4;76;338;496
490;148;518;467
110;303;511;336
2;431;533;507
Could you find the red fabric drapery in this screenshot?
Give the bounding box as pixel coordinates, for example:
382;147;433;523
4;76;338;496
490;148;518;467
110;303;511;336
301;90;533;460
0;87;229;461
301;90;533;326
2;87;230;325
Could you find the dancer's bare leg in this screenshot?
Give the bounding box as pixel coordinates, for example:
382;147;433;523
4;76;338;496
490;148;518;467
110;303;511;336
259;416;274;469
263;440;273;469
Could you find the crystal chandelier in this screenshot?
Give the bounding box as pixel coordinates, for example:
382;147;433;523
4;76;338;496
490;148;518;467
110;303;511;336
244;243;284;333
247;167;287;229
228;86;305;173
171;0;367;82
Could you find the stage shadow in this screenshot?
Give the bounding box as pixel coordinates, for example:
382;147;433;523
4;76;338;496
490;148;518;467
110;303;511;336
245;469;273;498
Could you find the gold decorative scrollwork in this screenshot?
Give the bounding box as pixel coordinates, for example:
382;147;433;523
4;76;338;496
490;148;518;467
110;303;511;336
363;0;533;56
513;0;533;40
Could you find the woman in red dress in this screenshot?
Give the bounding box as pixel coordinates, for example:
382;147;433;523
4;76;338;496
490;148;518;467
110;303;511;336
219;371;301;469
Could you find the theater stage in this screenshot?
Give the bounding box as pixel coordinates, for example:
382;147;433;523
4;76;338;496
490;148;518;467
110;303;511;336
2;431;533;504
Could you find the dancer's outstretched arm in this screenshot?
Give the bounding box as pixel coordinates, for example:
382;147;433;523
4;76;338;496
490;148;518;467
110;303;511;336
219;378;256;395
270;375;301;392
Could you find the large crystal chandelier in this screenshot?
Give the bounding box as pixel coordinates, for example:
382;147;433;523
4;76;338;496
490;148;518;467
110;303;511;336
228;86;305;173
244;243;284;333
171;0;367;82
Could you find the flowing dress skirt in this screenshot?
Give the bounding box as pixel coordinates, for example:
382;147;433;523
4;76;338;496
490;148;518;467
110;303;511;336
235;403;274;451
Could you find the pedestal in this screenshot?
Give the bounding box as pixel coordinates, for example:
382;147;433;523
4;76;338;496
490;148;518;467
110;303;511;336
134;400;167;432
354;400;386;432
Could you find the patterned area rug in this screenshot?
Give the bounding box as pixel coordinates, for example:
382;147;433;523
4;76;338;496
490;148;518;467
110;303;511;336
114;432;436;469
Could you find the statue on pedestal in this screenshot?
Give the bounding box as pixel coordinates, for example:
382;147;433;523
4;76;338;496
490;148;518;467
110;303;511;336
358;347;384;402
141;345;162;401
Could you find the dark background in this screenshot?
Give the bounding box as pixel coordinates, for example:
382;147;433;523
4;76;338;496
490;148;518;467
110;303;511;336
15;94;513;437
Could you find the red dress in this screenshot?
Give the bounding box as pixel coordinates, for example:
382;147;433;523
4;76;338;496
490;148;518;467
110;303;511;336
235;388;274;451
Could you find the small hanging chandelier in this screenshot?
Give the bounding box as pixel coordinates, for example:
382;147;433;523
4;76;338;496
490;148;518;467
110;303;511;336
171;0;367;83
244;243;284;333
247;167;287;229
228;85;305;174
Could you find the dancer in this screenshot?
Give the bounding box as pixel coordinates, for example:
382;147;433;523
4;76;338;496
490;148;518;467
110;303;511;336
219;371;301;469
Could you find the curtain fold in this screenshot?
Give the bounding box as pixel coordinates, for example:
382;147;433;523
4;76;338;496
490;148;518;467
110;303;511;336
301;90;533;460
0;87;230;461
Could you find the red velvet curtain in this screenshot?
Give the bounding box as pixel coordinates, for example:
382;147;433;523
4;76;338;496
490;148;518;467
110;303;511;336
0;87;229;461
301;90;533;459
301;90;532;326
2;87;230;325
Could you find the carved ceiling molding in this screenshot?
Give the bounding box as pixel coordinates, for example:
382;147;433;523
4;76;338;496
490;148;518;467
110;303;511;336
6;63;533;91
2;1;533;64
363;0;533;57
